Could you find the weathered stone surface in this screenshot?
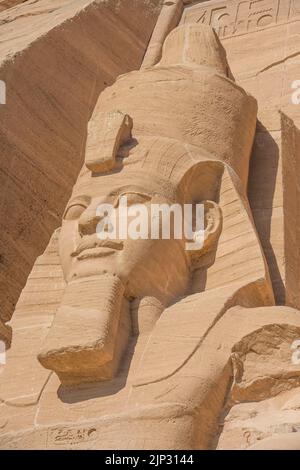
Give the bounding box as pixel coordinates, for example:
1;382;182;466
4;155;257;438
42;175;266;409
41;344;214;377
0;0;25;12
0;0;161;325
1;0;300;451
181;0;300;306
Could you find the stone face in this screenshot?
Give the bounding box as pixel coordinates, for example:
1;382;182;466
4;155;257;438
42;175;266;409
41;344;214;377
1;0;300;451
0;0;161;325
181;0;300;305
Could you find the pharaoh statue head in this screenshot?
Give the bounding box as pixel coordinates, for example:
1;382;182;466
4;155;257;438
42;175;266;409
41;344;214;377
37;24;259;385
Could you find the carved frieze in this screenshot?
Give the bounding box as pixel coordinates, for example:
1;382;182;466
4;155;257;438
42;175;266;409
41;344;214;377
181;0;300;38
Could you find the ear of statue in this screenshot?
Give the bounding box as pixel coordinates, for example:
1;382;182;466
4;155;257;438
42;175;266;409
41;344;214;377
186;200;222;270
85;111;133;173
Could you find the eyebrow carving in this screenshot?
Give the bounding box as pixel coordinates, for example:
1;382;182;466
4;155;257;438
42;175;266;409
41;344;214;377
63;196;91;219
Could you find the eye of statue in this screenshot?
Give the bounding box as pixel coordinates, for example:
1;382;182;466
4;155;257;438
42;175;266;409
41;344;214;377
115;192;152;207
63;202;88;221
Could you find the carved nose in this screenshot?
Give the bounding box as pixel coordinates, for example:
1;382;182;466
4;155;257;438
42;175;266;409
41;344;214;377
78;199;114;236
78;205;101;236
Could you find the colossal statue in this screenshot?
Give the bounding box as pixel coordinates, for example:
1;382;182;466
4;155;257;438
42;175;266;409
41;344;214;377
1;15;300;450
37;22;261;385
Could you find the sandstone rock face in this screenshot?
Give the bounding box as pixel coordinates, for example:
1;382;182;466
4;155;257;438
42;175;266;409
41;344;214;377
180;0;300;305
0;0;161;325
0;0;25;12
1;0;300;451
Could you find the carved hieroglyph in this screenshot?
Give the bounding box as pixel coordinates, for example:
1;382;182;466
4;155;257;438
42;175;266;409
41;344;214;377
181;0;300;38
1;7;300;450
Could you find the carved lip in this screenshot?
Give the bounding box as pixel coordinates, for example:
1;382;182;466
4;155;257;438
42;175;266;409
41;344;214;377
76;247;117;260
71;237;124;259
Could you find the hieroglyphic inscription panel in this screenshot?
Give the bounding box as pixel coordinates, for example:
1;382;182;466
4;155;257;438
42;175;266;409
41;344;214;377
181;0;300;38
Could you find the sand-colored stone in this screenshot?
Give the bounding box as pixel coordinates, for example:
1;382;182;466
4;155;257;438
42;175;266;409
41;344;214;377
0;0;161;327
180;0;300;306
1;0;300;451
0;0;25;12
